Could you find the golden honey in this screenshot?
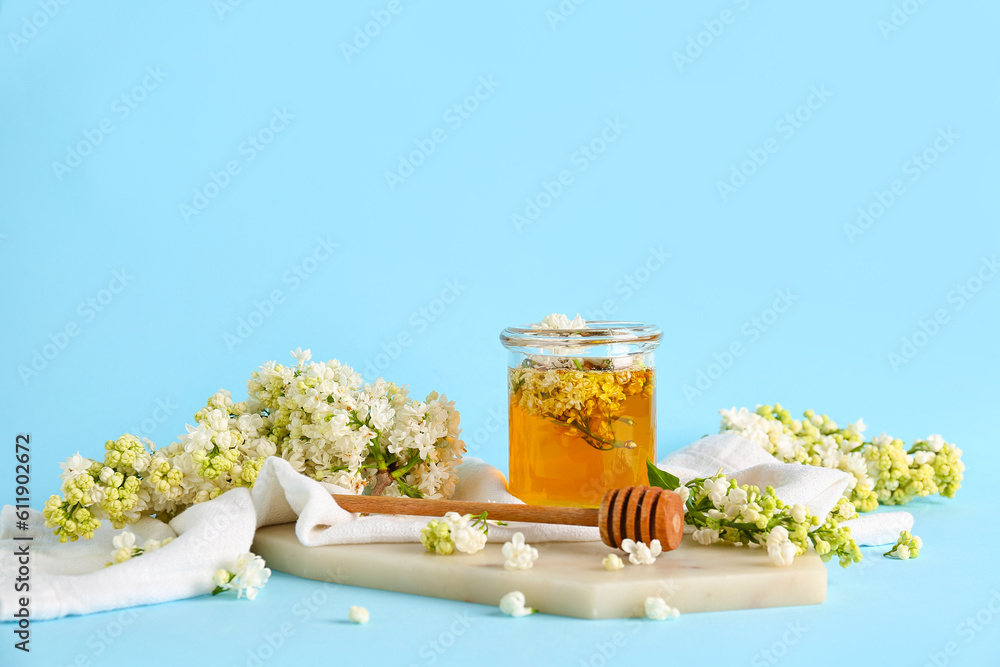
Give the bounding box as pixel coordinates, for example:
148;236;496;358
507;367;655;506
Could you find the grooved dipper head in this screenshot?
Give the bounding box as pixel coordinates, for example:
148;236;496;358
598;485;684;551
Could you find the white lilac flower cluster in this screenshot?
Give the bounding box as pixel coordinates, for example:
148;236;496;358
678;472;862;568
720;404;964;512
602;553;625;570
499;591;535;617
419;512;489;555
884;530;922;560
106;529;173;566
644;596;680;620
621;538;662;565
44;349;465;542
502;532;539;570
212;552;271;600
532;313;587;330
348;606;370;623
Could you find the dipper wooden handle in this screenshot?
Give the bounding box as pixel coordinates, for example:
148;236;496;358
331;485;684;552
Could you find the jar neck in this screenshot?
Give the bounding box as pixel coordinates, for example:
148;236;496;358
500;321;662;358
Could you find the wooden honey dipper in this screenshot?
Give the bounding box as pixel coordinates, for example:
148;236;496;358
332;485;684;551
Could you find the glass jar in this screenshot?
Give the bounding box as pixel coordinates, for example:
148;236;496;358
500;321;662;508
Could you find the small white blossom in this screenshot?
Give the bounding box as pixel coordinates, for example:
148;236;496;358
676;486;690;504
692;528;719;546
108;530;138;565
790;504;808;524
443;512;487;555
179;423;214;453
724;486;749;518
702;476;730;505
112;530;136;551
502;532;538;571
768;541;797;567
110;548;133;564
59;453;92;482
846;418;866;436
925;434;946;453
213;569;232;587
913;451;935;465
348;606;370;624
290;347;312;366
621;539;662;565
499;591;535;617
644;596;680;620
765;526;797;567
602;554;624;571
141;537;172;552
228;552;271;600
895;544;910;560
532;313;587;330
90;486;106;504
765;526;789;549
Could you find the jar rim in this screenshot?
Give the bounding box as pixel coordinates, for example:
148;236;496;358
500;321;662;349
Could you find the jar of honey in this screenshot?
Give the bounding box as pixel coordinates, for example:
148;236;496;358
500;320;662;507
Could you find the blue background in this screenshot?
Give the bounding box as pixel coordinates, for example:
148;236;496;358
2;1;998;665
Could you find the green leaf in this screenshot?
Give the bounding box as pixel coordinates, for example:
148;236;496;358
646;460;680;491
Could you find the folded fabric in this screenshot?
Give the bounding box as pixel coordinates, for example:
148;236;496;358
659;433;913;546
0;432;912;621
0;489;255;622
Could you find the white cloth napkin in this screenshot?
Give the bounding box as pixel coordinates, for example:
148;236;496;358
0;433;912;621
659;433;913;546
